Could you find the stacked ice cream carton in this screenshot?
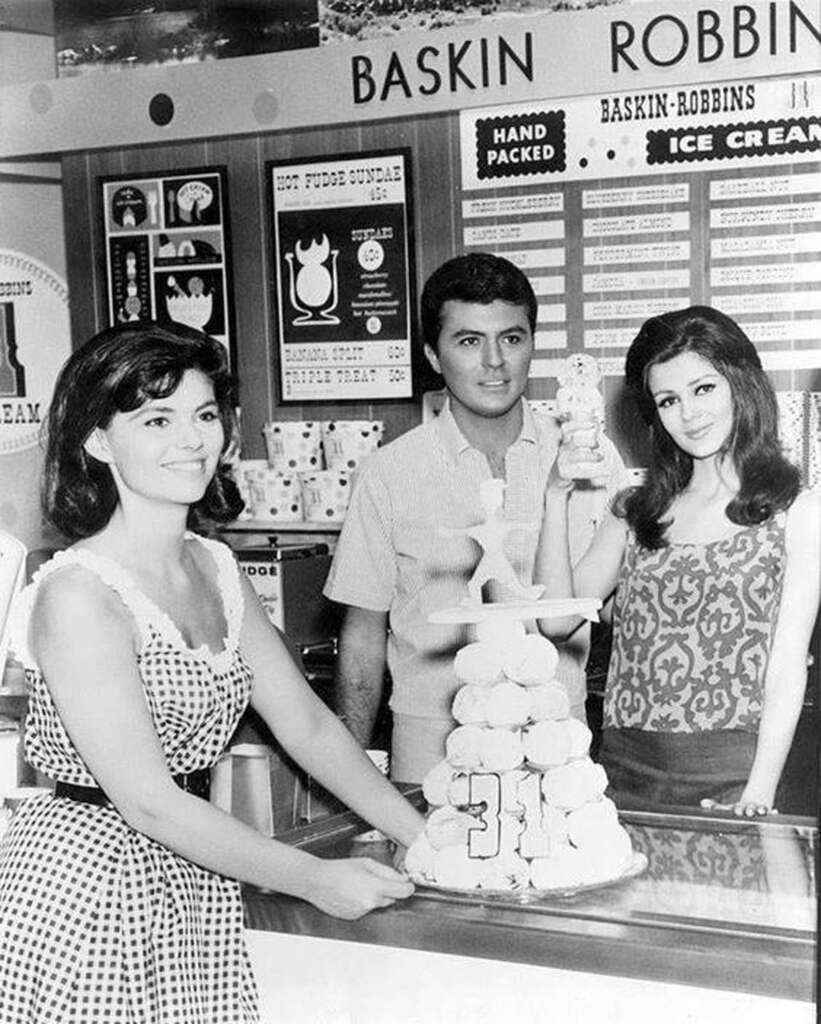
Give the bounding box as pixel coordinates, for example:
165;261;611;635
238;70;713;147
233;420;383;523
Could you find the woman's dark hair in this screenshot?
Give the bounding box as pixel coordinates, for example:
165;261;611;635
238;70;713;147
43;321;244;540
420;252;538;353
616;305;800;548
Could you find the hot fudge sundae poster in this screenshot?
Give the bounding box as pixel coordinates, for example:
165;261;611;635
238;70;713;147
269;150;415;402
101;167;234;362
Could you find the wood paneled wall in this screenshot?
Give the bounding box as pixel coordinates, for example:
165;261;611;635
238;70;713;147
62;114;462;459
60;120;818;476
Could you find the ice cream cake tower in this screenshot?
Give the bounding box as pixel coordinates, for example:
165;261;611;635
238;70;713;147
405;357;642;893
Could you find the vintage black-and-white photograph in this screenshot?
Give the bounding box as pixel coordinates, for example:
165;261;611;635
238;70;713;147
55;0;319;75
1;0;819;1021
318;0;628;43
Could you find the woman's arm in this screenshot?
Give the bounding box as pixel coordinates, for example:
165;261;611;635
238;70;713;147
534;491;629;640
534;416;629;637
572;509;629;602
238;573;424;848
735;490;821;813
31;568;418;919
533;480;576;638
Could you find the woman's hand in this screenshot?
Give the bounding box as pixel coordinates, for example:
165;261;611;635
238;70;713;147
700;797;778;818
308;856;414;920
392;842;409;874
554;415;605;485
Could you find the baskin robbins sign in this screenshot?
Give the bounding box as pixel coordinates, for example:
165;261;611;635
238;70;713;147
0;250;71;454
3;1;819;158
461;72;820;187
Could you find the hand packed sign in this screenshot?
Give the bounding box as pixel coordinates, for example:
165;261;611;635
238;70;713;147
475;111;566;180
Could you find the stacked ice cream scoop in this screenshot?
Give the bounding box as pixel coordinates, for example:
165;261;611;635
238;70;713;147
555;353;607;482
405;621;636;892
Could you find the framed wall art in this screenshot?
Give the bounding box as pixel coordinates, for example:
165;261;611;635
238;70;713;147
100;166;235;364
268;149;416;403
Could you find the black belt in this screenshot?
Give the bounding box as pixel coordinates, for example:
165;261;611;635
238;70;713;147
54;768;211;807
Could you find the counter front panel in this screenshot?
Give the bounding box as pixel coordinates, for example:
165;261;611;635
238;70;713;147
243;804;817;1002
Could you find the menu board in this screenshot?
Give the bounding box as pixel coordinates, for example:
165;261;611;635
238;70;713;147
459;72;821;383
101;167;234;361
269;150;415;403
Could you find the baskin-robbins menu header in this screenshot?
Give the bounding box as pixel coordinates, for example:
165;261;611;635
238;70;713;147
2;0;819;158
461;72;820;187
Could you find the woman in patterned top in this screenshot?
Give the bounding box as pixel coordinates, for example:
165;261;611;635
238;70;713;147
0;322;424;1023
541;306;819;815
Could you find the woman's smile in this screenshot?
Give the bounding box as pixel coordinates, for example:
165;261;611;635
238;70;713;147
163;457;208;473
684;422;712;440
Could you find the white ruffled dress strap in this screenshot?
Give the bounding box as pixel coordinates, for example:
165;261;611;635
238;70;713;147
9;536;245;671
187;532;245;649
9;548;160;669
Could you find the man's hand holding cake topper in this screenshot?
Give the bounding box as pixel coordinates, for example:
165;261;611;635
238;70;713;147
440;478;544;605
554;354;607;484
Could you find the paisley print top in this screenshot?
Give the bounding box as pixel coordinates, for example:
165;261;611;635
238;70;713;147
603;515;787;733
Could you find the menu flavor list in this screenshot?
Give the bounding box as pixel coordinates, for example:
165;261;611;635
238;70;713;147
459;72;821;382
709;172;821;351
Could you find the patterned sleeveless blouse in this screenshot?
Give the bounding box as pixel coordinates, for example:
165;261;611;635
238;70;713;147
603;515;787;733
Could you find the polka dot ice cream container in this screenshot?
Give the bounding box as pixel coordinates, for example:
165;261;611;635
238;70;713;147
263;421;323;473
321;420;383;472
299;469;352;523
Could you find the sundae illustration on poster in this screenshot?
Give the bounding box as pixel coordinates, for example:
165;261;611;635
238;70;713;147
101;168;233;359
270;150;415;402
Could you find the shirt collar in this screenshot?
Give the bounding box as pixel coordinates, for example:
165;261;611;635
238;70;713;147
435;395;537;459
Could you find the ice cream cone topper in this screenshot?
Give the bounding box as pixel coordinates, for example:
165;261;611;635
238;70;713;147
555;353;604;421
555;354;607;482
440;478;543;605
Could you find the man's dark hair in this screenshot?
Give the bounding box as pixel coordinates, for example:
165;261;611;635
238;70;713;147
420;252;538;352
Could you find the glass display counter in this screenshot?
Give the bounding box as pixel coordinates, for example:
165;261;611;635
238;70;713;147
243;796;816;1003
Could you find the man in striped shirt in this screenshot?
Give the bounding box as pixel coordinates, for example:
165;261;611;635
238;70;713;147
324;253;628;783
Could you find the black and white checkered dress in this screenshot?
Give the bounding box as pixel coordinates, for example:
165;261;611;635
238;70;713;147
0;535;259;1022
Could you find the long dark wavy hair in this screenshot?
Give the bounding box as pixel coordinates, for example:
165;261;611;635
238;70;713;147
43;321;244;541
617;305;800;549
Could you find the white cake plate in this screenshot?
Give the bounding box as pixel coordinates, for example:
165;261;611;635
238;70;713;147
428;596;602;625
410;851;648;904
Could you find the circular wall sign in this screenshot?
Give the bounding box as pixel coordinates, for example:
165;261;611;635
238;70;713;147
0;250;70;454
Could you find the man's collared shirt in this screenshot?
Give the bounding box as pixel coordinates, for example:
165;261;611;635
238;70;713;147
324;397;629;722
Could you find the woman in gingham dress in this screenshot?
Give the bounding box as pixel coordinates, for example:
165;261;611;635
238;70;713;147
0;323;424;1023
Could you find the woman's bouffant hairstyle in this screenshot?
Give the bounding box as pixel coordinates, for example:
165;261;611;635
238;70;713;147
43;321;244;540
420;252;538;353
616;305;800;548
